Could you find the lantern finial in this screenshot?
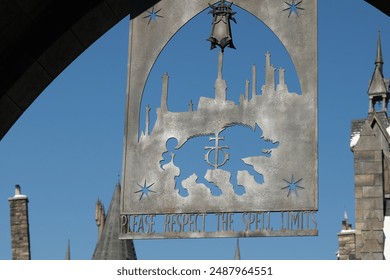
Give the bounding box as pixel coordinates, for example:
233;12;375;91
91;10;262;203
207;0;237;52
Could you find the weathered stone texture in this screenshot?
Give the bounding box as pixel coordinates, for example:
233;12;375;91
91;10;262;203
360;252;384;260
355;197;384;211
9;196;31;260
375;173;384;186
351;119;365;137
374;150;384;161
350;115;388;259
354;174;376;188
354;150;376;162
337;232;356;260
354;161;383;175
362;186;384;198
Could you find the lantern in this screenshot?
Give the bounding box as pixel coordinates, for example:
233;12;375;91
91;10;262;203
207;0;237;52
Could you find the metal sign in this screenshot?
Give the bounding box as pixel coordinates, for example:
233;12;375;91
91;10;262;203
121;0;318;239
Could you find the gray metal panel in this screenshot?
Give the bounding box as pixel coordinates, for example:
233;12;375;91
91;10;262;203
121;0;317;239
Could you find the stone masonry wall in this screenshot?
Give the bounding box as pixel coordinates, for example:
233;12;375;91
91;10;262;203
337;232;356;260
9;195;31;260
354;149;385;259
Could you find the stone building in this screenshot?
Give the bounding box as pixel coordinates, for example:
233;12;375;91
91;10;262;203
338;33;390;260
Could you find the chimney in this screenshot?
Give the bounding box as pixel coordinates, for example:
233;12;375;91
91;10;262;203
8;185;31;260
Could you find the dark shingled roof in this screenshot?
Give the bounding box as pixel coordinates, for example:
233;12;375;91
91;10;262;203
92;183;136;260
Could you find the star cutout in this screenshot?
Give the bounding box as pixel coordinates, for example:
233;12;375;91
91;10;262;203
282;175;303;197
135;180;156;200
283;0;304;17
143;6;163;24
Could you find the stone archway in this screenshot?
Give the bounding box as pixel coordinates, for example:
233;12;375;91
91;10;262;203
0;0;161;140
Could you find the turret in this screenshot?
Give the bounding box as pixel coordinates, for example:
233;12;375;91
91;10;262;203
347;33;389;260
368;32;390;113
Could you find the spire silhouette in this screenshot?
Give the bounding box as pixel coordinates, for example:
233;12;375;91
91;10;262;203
65;239;71;260
234;238;241;260
92;182;137;260
375;31;384;67
368;31;389;112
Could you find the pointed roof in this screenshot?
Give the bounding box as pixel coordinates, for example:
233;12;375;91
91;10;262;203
376;31;384;65
368;32;388;97
65;239;71;260
92;182;137;260
354;111;390;152
234;239;241;260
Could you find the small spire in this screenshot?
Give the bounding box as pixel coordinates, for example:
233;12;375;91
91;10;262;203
188;100;193;112
376;31;383;66
95;199;106;241
341;210;353;231
65;239;71;260
234;238;241;260
368;31;389;113
117;173;121;185
344;210;348;221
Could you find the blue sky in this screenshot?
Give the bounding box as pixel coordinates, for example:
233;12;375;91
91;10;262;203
0;1;389;260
